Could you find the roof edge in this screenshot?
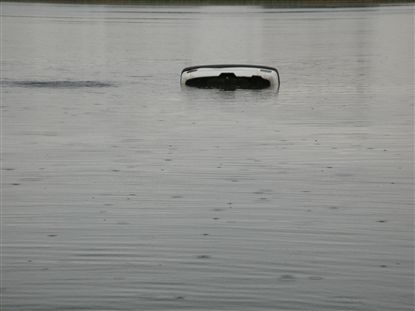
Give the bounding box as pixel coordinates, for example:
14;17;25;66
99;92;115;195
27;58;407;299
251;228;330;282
181;64;278;74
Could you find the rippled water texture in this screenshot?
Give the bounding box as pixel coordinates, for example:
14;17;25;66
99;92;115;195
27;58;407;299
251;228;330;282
1;2;414;310
3;80;115;88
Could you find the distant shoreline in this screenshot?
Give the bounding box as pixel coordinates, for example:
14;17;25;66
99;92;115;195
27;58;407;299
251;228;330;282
2;0;414;7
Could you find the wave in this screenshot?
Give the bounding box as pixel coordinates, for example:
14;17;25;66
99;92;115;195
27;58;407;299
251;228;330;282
2;80;115;88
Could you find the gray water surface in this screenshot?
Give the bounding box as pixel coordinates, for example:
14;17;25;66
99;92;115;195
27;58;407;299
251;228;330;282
1;2;414;310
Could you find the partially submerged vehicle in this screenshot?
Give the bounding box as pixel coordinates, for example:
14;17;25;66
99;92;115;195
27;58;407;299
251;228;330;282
180;64;280;91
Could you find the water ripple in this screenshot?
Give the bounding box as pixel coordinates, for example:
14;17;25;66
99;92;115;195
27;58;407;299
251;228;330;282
2;80;115;88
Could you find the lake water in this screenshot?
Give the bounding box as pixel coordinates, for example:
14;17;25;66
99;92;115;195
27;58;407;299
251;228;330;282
1;2;414;310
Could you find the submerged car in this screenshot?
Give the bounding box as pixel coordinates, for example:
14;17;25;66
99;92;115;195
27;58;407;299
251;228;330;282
180;64;280;91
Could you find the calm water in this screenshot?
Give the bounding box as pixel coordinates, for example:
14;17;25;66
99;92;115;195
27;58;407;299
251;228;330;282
1;2;414;310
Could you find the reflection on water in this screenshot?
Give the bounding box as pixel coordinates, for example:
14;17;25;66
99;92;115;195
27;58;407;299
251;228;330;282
2;2;414;311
